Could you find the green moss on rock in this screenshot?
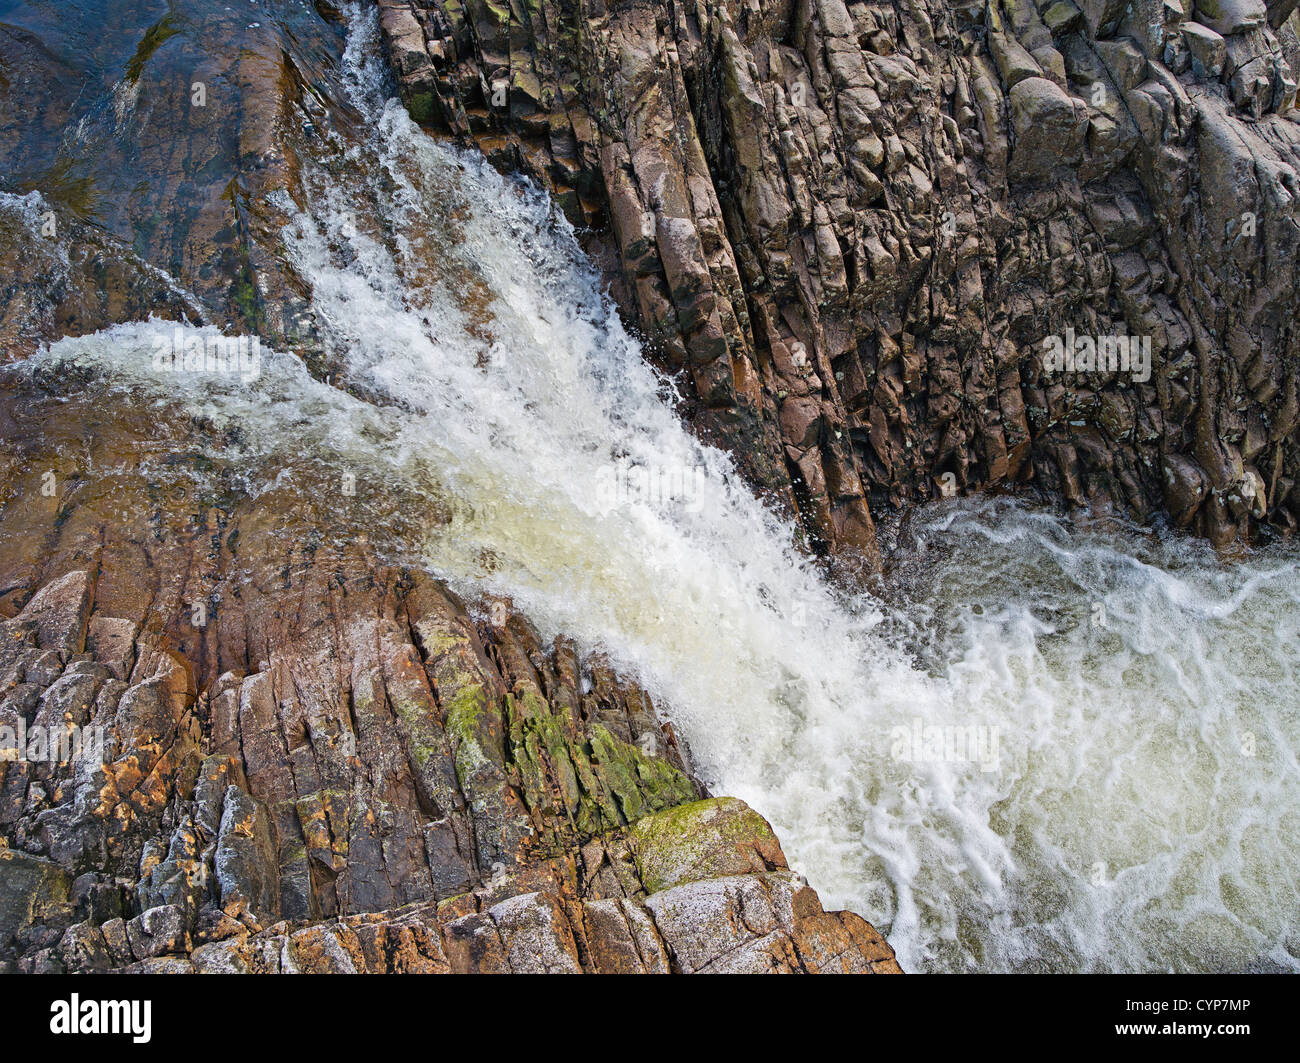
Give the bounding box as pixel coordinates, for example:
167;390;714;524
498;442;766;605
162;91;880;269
627;797;787;895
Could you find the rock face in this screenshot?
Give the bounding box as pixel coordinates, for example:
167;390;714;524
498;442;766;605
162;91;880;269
0;545;899;973
377;0;1300;553
0;549;898;973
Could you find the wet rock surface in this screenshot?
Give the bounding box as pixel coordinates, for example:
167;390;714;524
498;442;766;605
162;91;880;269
0;0;363;353
378;0;1300;554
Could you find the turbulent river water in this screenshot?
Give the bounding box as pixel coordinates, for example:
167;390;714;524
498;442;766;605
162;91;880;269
17;5;1300;972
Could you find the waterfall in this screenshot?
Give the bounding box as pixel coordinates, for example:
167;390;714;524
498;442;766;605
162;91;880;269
20;4;1300;973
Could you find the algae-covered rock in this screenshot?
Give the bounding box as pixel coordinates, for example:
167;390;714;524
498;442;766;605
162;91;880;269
628;796;787;894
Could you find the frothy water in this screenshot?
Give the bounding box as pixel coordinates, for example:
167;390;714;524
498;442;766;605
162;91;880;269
17;5;1300;972
883;502;1300;971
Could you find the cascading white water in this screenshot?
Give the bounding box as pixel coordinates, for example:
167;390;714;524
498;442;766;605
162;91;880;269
20;5;1299;972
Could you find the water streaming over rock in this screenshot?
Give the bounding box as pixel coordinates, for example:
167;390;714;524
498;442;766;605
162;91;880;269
19;5;1300;972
